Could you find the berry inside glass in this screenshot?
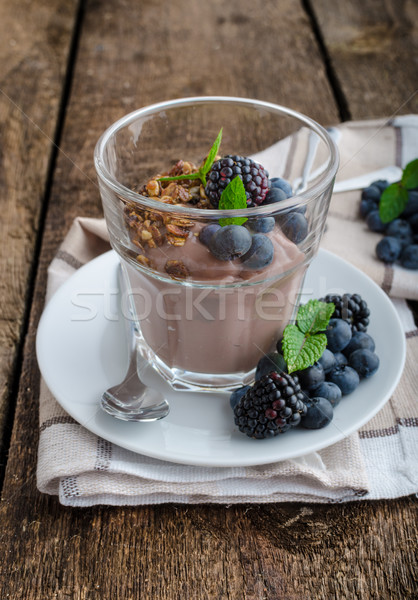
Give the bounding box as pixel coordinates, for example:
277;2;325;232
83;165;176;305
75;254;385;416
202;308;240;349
95;97;339;391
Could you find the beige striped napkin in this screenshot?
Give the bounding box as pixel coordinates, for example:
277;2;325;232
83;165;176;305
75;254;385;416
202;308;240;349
37;116;418;506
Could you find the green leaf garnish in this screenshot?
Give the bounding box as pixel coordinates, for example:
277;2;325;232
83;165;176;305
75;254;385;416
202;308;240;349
157;128;223;187
201;128;223;180
218;176;248;226
282;299;335;373
379;183;409;223
296;299;335;335
401;158;418;190
378;158;418;223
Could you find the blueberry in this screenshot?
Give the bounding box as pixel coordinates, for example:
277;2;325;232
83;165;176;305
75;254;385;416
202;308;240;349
270;177;293;198
292;204;307;215
343;332;375;356
400;244;418;269
401;190;418;218
255;352;287;380
277;212;308;244
362;184;381;202
300;397;333;429
209;225;252;260
386;219;413;245
318;348;336;374
241;234;274;269
366;210;387;233
360;198;378;218
371;179;389;193
376;236;403;263
296;363;325;391
247;216;275;233
333;352;348;368
312;381;342;407
328;366;360;395
199;223;221;246
229;386;251;410
408;213;418;233
325;318;352;352
349;349;380;378
263;187;288;205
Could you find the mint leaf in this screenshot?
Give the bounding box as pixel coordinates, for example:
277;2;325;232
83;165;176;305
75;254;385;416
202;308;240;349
157;128;223;187
201;128;223;177
218;176;248;226
401;158;418;190
158;173;200;183
282;299;335;372
282;326;327;373
297;299;335;335
379;183;409;223
282;325;306;373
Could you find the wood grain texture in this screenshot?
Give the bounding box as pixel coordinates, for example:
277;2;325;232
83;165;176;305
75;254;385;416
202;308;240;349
309;0;418;118
0;0;416;599
0;0;79;451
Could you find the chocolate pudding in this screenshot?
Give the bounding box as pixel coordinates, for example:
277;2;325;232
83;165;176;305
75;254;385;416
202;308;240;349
117;157;309;386
122;225;306;376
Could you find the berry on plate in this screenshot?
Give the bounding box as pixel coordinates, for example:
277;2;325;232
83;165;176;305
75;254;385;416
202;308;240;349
333;352;348;368
328;365;360;395
322;293;370;333
349;349;380;378
317;348;336;374
311;382;342;408
325;318;352;352
233;372;307;439
300;397;334;429
295;363;325;392
343;332;375;356
255;352;287;381
230;385;251;411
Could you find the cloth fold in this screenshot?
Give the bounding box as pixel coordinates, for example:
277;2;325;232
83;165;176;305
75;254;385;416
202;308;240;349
37;116;418;506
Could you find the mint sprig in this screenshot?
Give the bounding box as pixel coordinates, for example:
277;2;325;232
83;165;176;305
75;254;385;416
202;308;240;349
282;299;335;373
379;158;418;223
218;177;248;226
157;128;223;187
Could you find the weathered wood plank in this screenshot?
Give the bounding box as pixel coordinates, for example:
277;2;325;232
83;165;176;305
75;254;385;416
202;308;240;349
0;0;416;599
308;0;418;118
0;0;80;453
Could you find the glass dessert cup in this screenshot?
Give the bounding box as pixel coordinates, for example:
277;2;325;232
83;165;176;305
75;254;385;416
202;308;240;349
94;97;339;391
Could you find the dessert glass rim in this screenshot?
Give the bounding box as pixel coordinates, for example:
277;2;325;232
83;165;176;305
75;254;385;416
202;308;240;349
94;96;339;218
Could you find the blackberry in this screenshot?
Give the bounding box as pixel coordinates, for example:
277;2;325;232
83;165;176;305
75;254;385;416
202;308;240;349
205;155;269;207
321;293;370;333
233;372;307;439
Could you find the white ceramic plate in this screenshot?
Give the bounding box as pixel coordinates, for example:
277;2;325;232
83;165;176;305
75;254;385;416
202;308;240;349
36;249;405;467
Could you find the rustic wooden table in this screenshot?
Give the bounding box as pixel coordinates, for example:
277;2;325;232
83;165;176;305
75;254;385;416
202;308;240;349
0;1;417;598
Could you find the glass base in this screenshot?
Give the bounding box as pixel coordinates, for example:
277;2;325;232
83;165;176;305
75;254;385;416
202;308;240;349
136;335;255;393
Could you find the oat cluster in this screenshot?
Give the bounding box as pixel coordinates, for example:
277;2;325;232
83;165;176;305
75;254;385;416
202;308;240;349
124;159;211;278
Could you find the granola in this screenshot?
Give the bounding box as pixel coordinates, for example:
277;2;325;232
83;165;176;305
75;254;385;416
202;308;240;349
124;159;210;279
